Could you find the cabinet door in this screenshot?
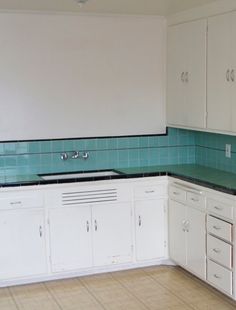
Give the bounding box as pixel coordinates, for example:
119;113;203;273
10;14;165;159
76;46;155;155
135;199;165;261
49;206;92;272
168;200;187;266
167;20;206;128
185;19;207;128
167;22;188;126
230;12;236;132
207;13;232;131
92;203;132;266
0;209;47;279
186;206;206;279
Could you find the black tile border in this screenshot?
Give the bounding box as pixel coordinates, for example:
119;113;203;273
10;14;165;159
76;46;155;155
1;168;236;195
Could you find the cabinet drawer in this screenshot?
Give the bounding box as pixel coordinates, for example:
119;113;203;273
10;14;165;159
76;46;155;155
169;186;186;203
207;216;232;243
207;198;234;221
187;192;205;210
207;235;232;269
207;260;233;295
134;185;166;200
0;193;44;210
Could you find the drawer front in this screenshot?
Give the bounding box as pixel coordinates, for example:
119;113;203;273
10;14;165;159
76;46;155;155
187;192;205;210
169;186;186;203
207;198;234;221
134;184;166;200
207;235;232;269
207;216;232;243
0;193;44;210
207;260;233;295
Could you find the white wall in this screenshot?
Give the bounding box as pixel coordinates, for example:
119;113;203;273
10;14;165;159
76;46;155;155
0;12;166;141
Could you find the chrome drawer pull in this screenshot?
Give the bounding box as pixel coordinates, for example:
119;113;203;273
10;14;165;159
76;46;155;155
226;69;230;82
10;201;22;205
138;216;142;227
86;221;90;233
191;198;199;202
173;191;180;195
214;274;221;279
214;206;223;211
145;190;155;194
213;225;221;230
213;248;221;254
39;226;43;238
94;220;98;231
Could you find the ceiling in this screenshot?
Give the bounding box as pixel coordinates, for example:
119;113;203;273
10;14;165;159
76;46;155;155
0;0;218;16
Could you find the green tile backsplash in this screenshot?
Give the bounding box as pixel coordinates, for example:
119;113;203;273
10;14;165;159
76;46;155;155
2;127;236;177
0;128;196;176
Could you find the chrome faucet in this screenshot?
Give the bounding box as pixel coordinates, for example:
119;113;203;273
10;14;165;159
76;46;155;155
71;151;80;159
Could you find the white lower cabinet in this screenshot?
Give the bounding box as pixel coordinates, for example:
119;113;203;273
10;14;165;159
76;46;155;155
0;208;47;279
92;203;132;266
135;199;166;261
169;184;206;280
49;202;132;272
49;205;93;272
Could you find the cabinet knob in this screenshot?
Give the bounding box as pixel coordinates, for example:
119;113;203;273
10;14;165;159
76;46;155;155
94;220;98;231
39;225;43;238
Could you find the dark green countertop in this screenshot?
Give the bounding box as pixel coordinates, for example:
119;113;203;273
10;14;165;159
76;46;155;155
1;164;236;195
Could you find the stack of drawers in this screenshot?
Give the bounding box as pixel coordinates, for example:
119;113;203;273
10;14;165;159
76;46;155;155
206;198;234;296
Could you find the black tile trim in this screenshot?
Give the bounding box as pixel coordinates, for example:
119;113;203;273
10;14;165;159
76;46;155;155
1;168;236;196
0;128;169;143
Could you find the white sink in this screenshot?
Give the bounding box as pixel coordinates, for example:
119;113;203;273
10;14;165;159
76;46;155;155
40;170;121;181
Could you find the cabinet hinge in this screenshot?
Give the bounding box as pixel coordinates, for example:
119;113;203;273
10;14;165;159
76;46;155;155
47;218;50;225
164;241;167;248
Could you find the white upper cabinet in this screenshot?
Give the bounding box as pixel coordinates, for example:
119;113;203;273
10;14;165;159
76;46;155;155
167;19;207;129
207;13;233;132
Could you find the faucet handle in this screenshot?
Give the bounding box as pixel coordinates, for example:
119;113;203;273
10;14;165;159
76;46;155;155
82;152;89;160
60;153;68;161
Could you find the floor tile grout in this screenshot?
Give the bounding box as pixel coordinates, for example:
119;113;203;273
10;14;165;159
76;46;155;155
77;276;107;310
109;271;150;310
43;282;63;310
7;287;20;310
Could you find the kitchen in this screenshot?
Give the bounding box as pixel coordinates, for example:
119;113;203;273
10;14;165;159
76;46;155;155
0;0;236;309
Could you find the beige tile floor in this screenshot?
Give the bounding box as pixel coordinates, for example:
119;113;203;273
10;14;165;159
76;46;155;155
1;266;236;310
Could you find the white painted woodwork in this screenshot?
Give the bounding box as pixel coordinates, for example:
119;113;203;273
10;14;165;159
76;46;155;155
207;235;232;269
167;19;206;129
168;199;187;267
49;206;93;272
207;13;233;131
135;199;165;261
186;206;206;279
92;202;132;266
0;209;47;279
0;13;166;140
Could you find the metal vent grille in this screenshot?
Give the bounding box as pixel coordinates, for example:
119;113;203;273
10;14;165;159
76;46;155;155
62;188;118;206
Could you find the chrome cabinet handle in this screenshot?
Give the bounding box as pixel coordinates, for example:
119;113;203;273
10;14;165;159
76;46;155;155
213;248;221;254
173;191;180;196
138;216;142;227
214;274;221;279
182;220;186;232
145;190;155;194
213;225;221;230
94;220;98;231
185;220;190;232
39;225;43;238
231;69;235;82
10;201;22;205
214;206;223;211
226;69;230;82
185;72;189;83
191;197;199;202
181;72;185;82
86;221;90;233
